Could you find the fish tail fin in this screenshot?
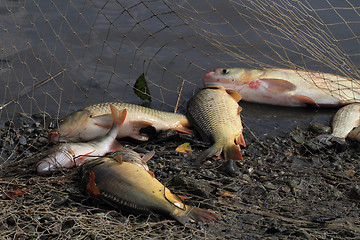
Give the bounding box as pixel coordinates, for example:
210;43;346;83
224;143;243;161
104;105;127;148
109;104;127;127
173;206;218;225
195;143;223;165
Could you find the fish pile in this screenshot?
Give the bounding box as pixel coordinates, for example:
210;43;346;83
37;66;360;225
37;101;219;224
203;67;360;144
37;105;126;175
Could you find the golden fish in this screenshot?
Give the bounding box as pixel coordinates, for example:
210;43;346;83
81;156;218;224
316;103;360;144
49;102;193;143
37;105;125;175
187;86;245;164
204;68;360;107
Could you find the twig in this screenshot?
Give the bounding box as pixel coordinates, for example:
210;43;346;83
242;121;269;150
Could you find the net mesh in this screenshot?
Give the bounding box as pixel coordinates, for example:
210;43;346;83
1;0;360;238
2;0;359;123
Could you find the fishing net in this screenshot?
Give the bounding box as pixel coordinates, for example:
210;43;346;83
1;0;360;239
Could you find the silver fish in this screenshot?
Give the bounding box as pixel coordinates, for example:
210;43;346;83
36;105;125;175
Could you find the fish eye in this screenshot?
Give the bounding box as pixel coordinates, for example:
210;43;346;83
222;69;230;74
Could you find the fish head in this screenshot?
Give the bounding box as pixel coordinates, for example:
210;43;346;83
36;146;75;175
49;110;108;143
203;68;251;88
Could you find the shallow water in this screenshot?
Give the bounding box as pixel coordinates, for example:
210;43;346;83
0;0;358;136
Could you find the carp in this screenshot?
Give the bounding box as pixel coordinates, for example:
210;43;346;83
49;102;192;143
36;105;125;175
203;68;360;107
81;156;218;224
187;86;245;164
315;103;360;145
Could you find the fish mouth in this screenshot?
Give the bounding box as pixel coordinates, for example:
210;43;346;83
48;131;72;144
48;131;60;144
203;71;216;82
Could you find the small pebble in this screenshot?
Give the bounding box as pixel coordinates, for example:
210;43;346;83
19;136;27;145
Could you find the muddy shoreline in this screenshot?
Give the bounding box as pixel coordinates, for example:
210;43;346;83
0;113;360;239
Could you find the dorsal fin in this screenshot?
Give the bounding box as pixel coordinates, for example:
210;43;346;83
142;151;155;162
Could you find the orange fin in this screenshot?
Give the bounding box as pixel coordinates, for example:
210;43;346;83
236;134;246;147
147;170;155;178
260;78;297;93
113;155;123;163
177;195;192;201
86;170;100;196
142;151;155;162
224;144;243;161
226;89;242;102
93;114;113;129
174;126;194;134
293;95;318;106
108;141;123;152
75;150;96;166
237;106;242;115
109;105;127;126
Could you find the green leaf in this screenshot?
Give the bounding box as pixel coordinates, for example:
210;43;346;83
133;73;152;101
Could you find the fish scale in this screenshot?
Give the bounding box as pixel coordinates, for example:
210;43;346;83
187;86;245;164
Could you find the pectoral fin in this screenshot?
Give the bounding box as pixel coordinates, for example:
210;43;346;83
93;114;113;129
86;170;100;197
293;95;318;106
174;126;194;134
236;133;246;147
147;170;155;178
260;78;297;94
108;141;123;152
177;195;192;201
226;89;242;102
75;150;96;166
